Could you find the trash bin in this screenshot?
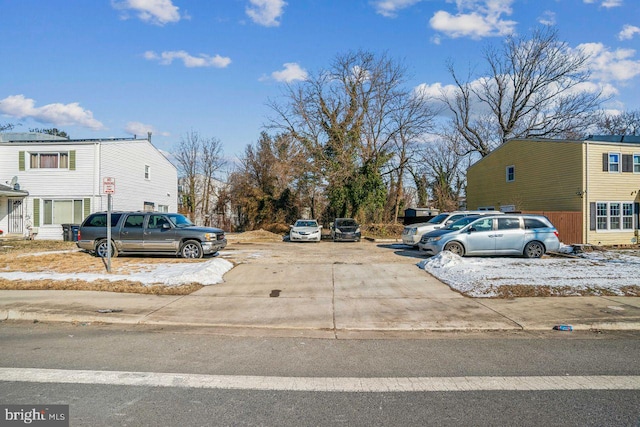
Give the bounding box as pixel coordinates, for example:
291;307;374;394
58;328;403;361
61;224;72;241
71;225;80;242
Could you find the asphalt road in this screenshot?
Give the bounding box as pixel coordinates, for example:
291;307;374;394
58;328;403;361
1;322;639;426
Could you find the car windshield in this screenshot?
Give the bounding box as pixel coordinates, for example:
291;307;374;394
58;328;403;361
445;216;479;230
295;220;318;227
336;219;357;227
167;213;195;228
427;213;449;224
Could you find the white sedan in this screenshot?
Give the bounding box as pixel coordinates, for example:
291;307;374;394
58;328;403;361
289;219;322;242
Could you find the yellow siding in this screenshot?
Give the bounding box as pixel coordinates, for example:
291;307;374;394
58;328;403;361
467;139;583;212
584;142;640;245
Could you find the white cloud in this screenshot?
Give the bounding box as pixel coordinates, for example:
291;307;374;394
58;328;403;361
583;0;622;7
619;24;640;41
578;42;640;82
246;0;286;27
0;95;105;130
111;0;183;25
538;10;556;26
125;121;171;138
429;0;517;40
144;50;232;68
372;0;422;18
270;63;308;82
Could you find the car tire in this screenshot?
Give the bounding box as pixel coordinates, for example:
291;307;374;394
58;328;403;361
524;241;545;258
180;240;203;259
95;239;118;258
443;241;465;256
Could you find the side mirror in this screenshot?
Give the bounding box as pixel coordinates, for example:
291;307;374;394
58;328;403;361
162;223;171;229
468;227;477;232
289;225;294;229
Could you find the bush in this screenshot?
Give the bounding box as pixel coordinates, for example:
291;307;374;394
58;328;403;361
361;223;404;239
263;223;291;235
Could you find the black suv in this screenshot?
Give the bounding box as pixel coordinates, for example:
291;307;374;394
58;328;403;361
77;212;227;258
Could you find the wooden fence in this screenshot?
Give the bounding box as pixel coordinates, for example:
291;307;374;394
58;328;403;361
524;211;583;244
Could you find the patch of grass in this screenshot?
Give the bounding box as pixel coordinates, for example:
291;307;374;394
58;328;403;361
479;284;640;298
0;278;203;295
0;240;211;294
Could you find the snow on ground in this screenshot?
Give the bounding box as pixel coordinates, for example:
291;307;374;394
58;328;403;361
0;258;234;287
418;249;640;297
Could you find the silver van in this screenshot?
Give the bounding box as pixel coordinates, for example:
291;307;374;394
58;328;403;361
402;210;502;247
418;214;561;258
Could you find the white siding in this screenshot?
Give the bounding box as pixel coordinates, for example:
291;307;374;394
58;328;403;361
100;140;177;213
0;138;178;240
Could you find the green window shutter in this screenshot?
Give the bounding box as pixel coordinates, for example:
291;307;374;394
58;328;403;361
19;151;25;171
83;198;91;220
69;150;76;170
33;199;40;227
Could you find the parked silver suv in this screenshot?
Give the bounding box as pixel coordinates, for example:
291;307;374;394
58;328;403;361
77;212;227;258
418;214;560;258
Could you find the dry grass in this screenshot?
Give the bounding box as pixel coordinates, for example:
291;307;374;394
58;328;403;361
0;239;207;295
474;284;640;298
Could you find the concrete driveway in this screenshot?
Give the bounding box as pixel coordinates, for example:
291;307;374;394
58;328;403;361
146;240;523;334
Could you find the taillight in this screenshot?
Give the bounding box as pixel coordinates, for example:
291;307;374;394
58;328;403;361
554;231;559;237
77;230;82;240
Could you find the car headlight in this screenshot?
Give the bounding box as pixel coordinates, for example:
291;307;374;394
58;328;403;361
204;233;214;241
355;227;360;233
335;228;342;233
426;236;442;243
311;229;319;234
406;228;417;235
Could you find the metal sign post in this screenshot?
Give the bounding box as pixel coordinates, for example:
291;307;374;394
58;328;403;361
103;178;115;273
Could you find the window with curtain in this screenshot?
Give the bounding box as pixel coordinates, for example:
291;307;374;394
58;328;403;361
29;152;69;169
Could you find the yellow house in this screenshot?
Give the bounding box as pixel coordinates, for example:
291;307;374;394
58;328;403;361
466;136;640;245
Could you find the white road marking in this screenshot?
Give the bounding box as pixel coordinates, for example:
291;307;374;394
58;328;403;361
1;368;639;392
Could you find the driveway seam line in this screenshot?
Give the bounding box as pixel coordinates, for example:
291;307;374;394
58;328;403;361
474;299;525;330
332;264;337;339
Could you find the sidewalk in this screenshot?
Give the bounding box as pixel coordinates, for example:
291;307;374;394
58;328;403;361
2;261;639;338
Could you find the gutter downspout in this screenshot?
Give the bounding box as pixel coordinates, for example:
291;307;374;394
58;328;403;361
585;140;589;244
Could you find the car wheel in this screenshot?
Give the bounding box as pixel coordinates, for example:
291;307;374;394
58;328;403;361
444;241;465;256
95;239;118;258
180;240;203;259
524;241;545;258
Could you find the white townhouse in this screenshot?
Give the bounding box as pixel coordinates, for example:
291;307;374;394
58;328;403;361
0;132;178;240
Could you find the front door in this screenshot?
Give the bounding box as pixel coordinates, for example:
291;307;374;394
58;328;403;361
144;214;177;251
8;199;23;234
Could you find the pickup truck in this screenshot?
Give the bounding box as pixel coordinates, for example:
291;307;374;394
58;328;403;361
76;211;227;258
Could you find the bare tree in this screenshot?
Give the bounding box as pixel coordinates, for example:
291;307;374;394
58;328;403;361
596;109;640;136
444;27;603;157
269;50;437;222
173;131;225;224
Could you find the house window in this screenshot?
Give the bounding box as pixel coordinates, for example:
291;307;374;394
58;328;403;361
30;152;69;169
608;153;620;172
143;201;155;212
634;154;640;173
43;199;83;225
145;165;151;180
158;205;169;213
506;165;515;182
596;201;634;231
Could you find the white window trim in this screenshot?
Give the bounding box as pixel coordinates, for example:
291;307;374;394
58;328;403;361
595;201;635;232
506;165;515;182
608;152;621;173
633;153;640;174
144;164;151;180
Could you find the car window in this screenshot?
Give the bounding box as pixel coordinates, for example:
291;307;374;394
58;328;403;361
295;221;318;227
469;218;493;232
427;214;449;224
148;214;170;229
123;214;145;228
337;220;357;227
167;214;193;227
84;213;121;227
524;218;548;229
498;217;521;230
446;216;478;230
447;214;466;223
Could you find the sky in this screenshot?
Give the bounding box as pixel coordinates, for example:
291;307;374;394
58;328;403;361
1;0;640;163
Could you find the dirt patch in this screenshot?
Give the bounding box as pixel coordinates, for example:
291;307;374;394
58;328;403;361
0;278;202;295
476;284;640;298
227;230;283;243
